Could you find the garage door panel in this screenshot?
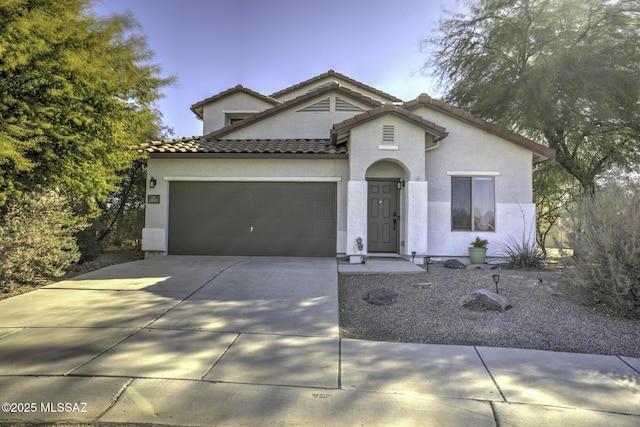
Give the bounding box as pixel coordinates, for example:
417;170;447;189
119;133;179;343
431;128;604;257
168;182;336;256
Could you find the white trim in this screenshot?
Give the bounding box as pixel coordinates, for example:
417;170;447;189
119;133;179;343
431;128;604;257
446;171;500;176
163;176;342;182
377;144;399;151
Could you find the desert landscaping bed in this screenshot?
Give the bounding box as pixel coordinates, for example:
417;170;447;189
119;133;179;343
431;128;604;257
339;264;640;358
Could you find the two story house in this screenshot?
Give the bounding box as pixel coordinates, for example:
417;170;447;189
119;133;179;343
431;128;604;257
141;70;554;263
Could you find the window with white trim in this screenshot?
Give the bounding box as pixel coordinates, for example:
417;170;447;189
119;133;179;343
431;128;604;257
451;176;495;231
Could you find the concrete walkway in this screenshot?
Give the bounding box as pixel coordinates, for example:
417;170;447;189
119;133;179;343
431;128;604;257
0;256;638;426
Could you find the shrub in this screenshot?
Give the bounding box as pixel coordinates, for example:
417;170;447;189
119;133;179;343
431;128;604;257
566;183;640;315
0;190;86;285
497;236;545;269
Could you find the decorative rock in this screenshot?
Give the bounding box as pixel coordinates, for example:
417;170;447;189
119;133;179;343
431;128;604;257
444;259;466;269
364;288;400;305
413;282;433;290
459;289;512;312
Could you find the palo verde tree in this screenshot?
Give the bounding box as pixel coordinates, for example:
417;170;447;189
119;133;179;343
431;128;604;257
532;160;580;255
424;0;640;194
0;0;173;211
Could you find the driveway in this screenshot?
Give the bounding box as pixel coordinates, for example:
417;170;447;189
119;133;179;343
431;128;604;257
1;256;639;426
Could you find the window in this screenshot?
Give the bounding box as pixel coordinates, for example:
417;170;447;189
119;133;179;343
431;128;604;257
451;177;495;231
224;112;256;126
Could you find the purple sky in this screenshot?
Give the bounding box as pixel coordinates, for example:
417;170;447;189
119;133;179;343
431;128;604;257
91;0;461;137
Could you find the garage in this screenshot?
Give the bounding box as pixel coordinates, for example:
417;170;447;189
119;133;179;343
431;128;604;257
168;181;337;256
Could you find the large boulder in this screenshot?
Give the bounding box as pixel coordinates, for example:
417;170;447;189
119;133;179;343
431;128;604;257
444;259;466;269
459;289;512;312
364;288;400;305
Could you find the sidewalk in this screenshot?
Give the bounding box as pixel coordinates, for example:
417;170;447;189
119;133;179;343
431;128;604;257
0;256;638;426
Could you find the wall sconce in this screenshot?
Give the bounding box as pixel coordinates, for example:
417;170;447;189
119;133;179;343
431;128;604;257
396;180;405;190
149;177;157;188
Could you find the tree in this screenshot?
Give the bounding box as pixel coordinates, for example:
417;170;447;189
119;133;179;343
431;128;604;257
0;0;173;210
533;161;580;256
424;0;640;193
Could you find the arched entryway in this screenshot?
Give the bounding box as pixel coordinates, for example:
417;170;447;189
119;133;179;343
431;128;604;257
365;160;409;254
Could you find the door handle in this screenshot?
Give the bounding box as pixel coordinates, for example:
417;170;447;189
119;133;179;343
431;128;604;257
393;218;397;230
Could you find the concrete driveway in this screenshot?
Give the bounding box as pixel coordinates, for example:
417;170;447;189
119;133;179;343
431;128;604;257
0;256;639;426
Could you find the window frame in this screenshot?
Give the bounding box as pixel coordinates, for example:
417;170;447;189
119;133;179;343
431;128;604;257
450;175;496;232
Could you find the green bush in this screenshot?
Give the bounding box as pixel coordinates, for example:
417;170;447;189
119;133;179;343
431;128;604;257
0;191;86;285
566;183;640;315
497;236;545;269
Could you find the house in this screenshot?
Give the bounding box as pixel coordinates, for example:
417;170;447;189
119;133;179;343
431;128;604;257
141;70;554;263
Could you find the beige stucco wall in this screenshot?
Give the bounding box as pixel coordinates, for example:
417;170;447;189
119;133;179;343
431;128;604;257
143;157;349;254
411;106;536;258
201;92;275;135
345;115;431;258
223;95;372;140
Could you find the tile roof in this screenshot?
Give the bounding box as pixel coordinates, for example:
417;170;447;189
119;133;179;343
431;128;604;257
201;82;383;140
404;94;556;161
270;69;404;103
332;104;449;141
143;137;346;155
190;85;280;120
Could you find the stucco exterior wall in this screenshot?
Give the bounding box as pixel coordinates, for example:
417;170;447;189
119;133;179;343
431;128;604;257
410;106;537;258
143;157;349;254
202;93;275;135
223;95;373;140
345;115;431;259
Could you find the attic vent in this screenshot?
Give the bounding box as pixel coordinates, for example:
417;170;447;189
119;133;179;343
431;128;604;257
383;125;395;142
335;97;364;112
298;98;330;112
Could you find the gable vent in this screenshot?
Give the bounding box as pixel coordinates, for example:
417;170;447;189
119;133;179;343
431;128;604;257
335;97;364;112
298;98;330;112
383;125;395;142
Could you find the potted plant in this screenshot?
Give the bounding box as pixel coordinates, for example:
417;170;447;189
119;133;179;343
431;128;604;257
469;237;488;264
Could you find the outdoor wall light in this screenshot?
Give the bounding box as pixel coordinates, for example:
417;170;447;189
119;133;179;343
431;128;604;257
149;177;157;188
411;251;416;263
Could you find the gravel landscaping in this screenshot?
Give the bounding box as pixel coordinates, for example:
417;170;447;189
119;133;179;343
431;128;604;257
339;263;640;358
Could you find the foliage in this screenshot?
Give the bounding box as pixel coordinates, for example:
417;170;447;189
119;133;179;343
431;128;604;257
0;0;173;211
497;236;545;269
470;237;488;248
566;183;640;315
425;0;640;193
76;160;148;261
0;190;86;285
533;161;580;255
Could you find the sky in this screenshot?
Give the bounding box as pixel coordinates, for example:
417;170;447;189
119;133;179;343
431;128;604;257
90;0;462;138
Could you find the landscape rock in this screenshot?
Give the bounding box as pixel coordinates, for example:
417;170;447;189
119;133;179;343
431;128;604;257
364;288;400;305
459;289;512;312
444;259;466;269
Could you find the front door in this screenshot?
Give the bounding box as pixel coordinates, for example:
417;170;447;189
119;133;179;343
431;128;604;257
367;180;399;253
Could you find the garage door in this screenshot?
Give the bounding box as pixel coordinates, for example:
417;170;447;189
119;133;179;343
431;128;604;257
168;181;336;256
